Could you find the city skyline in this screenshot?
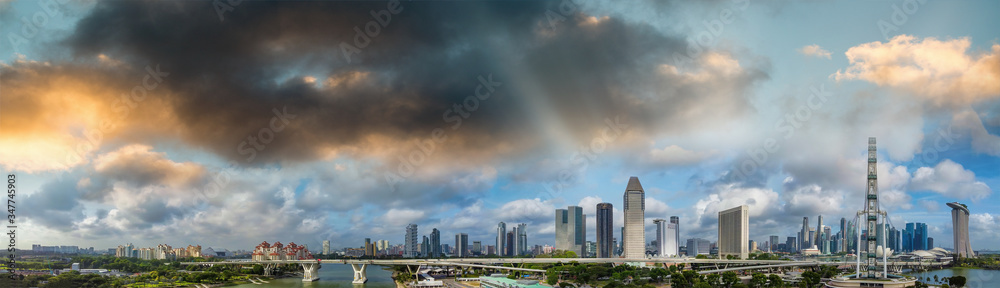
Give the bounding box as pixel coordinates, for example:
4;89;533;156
2;0;999;253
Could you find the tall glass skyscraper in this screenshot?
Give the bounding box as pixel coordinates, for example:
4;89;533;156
914;223;928;251
556;206;585;256
496;222;506;256
430;228;441;258
670;216;680;256
902;223;913;252
596;203;613;258
515;223;527;256
455;233;468;257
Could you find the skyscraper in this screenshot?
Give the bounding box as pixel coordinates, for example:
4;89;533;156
496;222;506;256
619;227;625;256
473;241;482;255
786;237;797;253
365;238;374;256
801;217;810;251
455;233;468;257
516;223;528;256
405;224;418;258
665;222;678;257
322;240;330;255
816;215;824;248
596;203;614;258
840;217;847;253
430;228;441;258
914;223;928;251
876;223;887;255
555;206;585;256
623;176;646;259
670;216;681;256
948;202;974;258
654;219;666;257
769;236;779;252
686;238;710;256
421;235;430;257
506;231;515;256
903;223;913;252
718;205;749;259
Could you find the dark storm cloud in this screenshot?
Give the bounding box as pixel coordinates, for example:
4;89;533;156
59;0;768;167
22;175;85;230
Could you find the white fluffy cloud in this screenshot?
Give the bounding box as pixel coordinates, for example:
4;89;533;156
834;35;1000;107
911;159;992;201
694;184;780;224
798;44;831;59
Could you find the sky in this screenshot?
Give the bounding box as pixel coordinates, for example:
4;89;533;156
1;0;999;253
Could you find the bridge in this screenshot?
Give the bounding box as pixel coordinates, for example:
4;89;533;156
181;258;951;283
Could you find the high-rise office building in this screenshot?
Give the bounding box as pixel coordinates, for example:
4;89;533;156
948;202;974;258
815;215;824;247
769;236;779;252
928;237;934;249
654;219;666;256
786;237;797;253
555;206;586;256
421;235;430;257
496;222;506;256
801;217;810;251
840;217;847;253
876;223;887;254
365;238;374;256
455;233;468;257
516;223;528;256
596;203;614;258
430;228;441;258
664;222;678;257
405;224;418;258
889;227;899;253
914;223;928;251
322;240;330;255
686;238;711;256
506;231;515;256
718;205;749;259
903;223;913;252
619;227;625;256
623;176;646;259
472;241;482;255
670;216;681;256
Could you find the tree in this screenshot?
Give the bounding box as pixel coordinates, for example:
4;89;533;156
801;271;821;288
706;273;721;287
722;271;740;288
934;275;939;282
546;270;559;285
947;276;967;288
649;267;669;283
693;282;712;288
695;254;708;259
749;272;767;288
767;274;784;288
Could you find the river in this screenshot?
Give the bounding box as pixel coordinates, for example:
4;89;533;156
229;264;397;288
904;267;1000;288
